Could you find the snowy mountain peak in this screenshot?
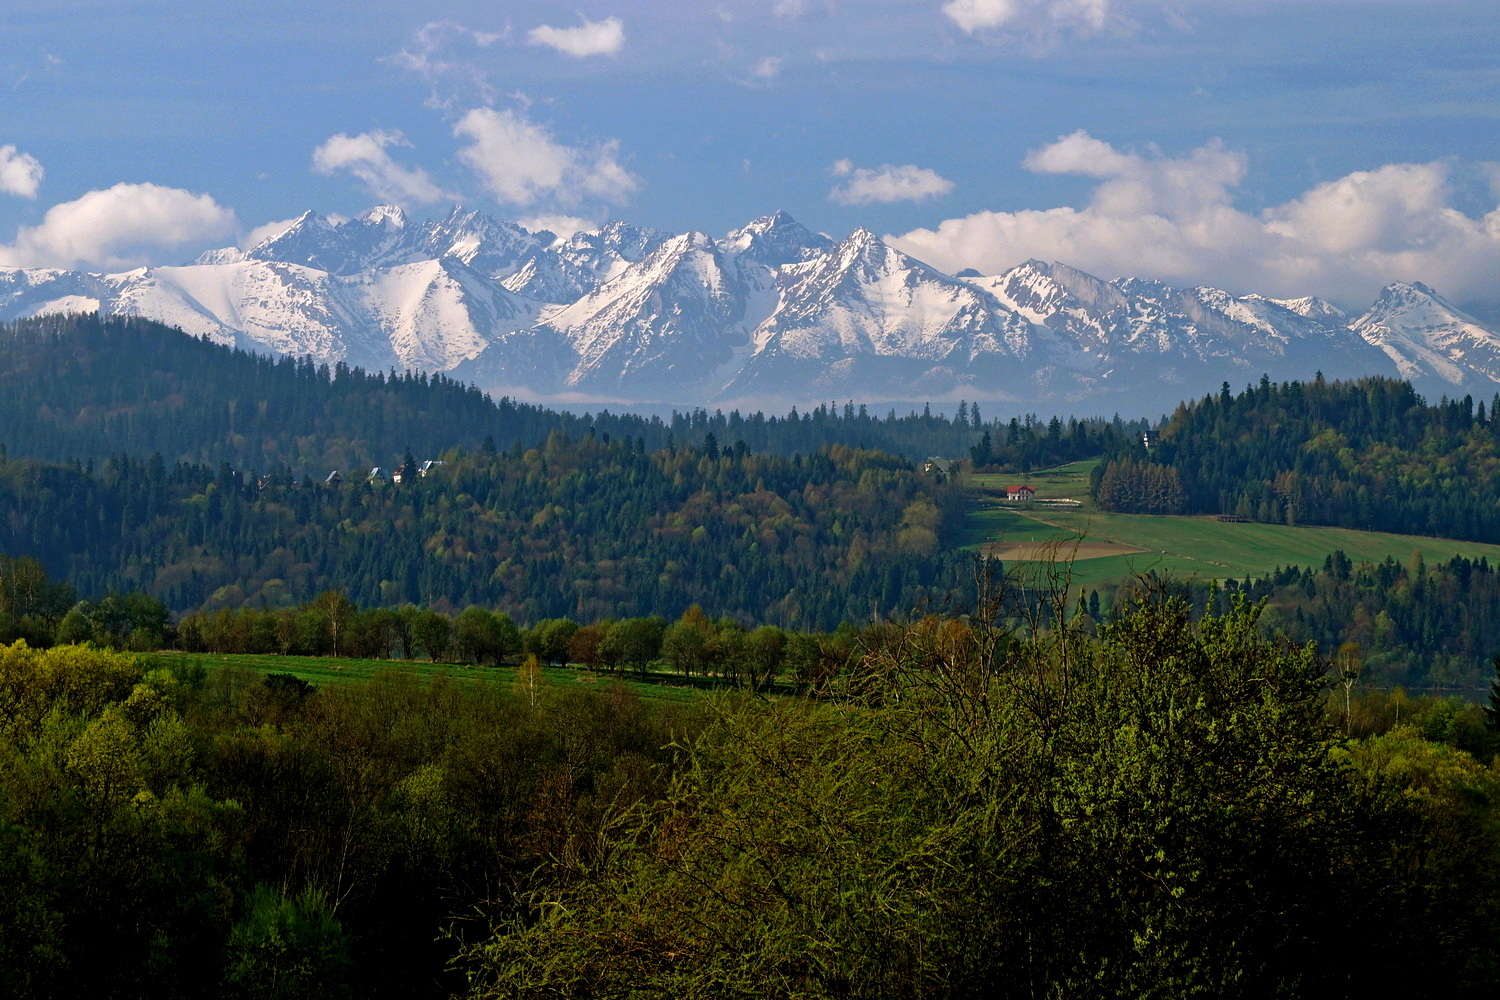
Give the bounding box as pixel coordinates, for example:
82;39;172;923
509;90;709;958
1371;280;1448;311
254;210;328;247
678;230;718;252
12;203;1500;412
360;205;408;229
1352;281;1500;385
996;259;1127;316
1360;281;1478;327
831;228;898;274
191;246;247;266
245;209;390;274
722;210;833;265
1260;294;1349;324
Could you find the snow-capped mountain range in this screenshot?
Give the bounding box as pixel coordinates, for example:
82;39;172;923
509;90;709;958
3;204;1499;414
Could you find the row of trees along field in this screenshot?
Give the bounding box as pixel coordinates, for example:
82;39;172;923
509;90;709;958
1091;373;1500;537
0;313;1034;470
5;586;1500;997
20;533;1500;691
0;430;971;629
0;554;860;691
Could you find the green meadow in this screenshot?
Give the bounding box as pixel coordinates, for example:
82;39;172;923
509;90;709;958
145;650;710;704
963;460;1500;591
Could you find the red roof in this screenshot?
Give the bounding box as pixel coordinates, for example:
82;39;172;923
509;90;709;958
1008;484;1035;494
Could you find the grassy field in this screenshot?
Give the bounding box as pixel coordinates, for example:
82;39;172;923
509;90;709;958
962;460;1500;591
146;650;713;704
971;459;1100;504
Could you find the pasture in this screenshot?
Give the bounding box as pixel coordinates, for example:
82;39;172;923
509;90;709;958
145;650;710;704
962;460;1500;590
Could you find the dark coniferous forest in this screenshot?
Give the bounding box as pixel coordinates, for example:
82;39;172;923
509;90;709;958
1094;374;1500;538
0;313;1082;470
0;437;970;629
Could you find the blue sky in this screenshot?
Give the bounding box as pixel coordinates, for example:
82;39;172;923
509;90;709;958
2;0;1498;305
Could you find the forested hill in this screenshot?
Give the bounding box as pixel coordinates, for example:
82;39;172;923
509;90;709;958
1093;375;1500;541
0;433;968;627
0;314;1006;471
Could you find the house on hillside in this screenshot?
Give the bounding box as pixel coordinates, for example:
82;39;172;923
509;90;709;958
368;467;386;481
324;471;342;485
419;460;446;477
920;456;952;479
1007;484;1036;502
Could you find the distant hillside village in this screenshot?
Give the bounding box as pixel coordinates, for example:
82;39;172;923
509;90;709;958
326;459;445;486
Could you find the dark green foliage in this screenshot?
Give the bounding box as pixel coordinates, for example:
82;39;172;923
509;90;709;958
1094;374;1500;538
0;434;970;630
1176;551;1500;689
1094;455;1186;513
6;592;1500;996
0;314;1006;469
1488;655;1500;732
969;412;1145;471
221;886;352;1000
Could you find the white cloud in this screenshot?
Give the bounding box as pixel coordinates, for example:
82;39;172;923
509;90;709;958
829;160;955;205
240;216;303;251
751;55;783;79
942;0;1120;38
528;16;626;58
889;131;1500;306
1478;161;1500;201
454;107;639;208
388;20;506;108
0;144;43;199
518;214;596;240
0;183;236;270
311;130;451;206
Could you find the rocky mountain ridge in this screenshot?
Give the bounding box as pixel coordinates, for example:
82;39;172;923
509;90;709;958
3;204;1499;413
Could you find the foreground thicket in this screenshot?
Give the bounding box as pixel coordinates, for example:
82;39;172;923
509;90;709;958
463;589;1500;999
4;591;1500;998
0;641;700;999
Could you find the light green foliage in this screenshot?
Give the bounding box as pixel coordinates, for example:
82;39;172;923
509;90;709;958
408;608;452;661
453;606;517;665
462;695;955;998
459;589;1494;998
0;640;143;740
525;618;580;666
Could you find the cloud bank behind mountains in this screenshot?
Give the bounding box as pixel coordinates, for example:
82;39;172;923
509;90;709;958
0;183;236;270
891;131;1500;307
312;131;452;206
829;160;954;205
454;107;639;208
